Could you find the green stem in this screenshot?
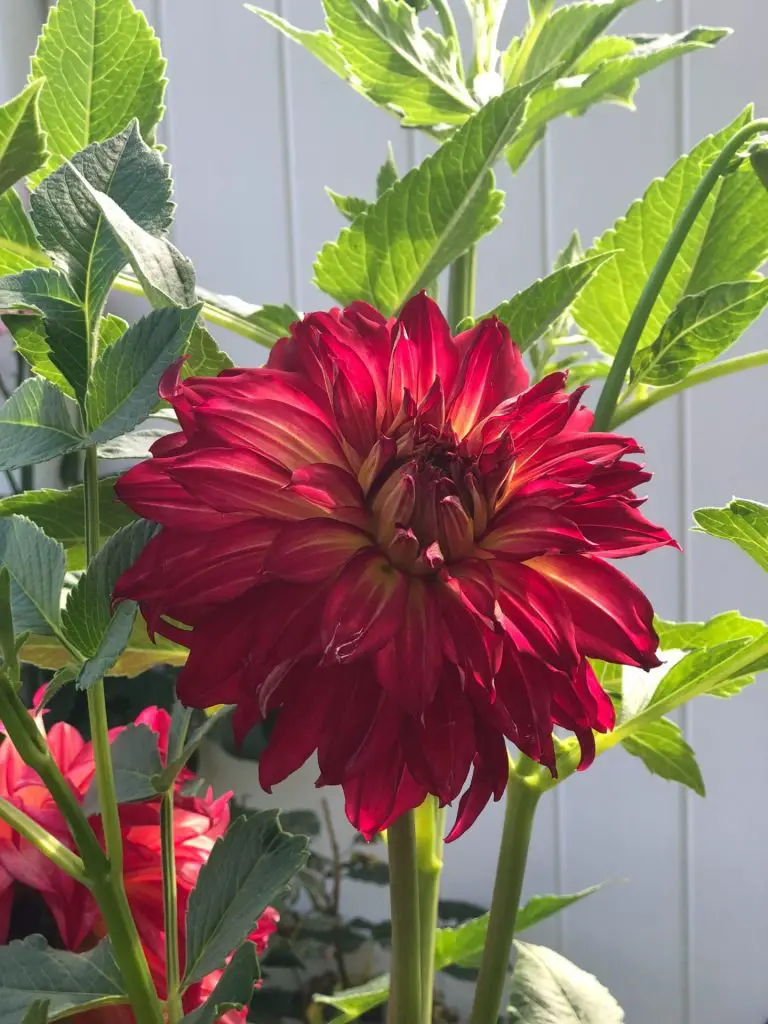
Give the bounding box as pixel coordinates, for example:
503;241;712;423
80;443;164;1023
0;675;164;1024
414;798;445;1024
0;794;87;884
611;349;768;428
113;273;281;349
161;790;183;1023
593;119;768;432
447;246;477;331
387;811;422;1024
468;758;541;1024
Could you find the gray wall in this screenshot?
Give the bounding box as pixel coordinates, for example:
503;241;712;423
3;1;768;1021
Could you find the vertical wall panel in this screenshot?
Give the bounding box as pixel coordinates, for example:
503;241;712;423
547;0;688;1019
685;2;768;1023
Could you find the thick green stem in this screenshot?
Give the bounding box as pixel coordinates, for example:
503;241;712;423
162;790;184;1023
593;119;768;432
387;811;422;1024
469;759;541;1024
0;794;87;884
611;349;768;428
414;798;446;1024
448;246;477;331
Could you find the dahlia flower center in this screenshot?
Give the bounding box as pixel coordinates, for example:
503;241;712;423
371;424;481;575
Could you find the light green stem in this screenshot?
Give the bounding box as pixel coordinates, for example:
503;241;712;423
0;793;87;884
593;118;768;432
414;798;446;1024
468;757;541;1024
447;246;477;331
161;790;184;1023
113;273;280;348
611;350;768;428
387;811;422;1024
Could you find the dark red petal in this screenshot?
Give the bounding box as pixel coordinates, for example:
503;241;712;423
562;498;679;558
265;519;372;582
493;560;579;671
259;671;338;791
116;459;249;529
529;554;661;669
374;579;442;713
322;550;408;663
343;762;428;841
449;318;528;438
482;505;591;560
404;669;476;803
393;292;459;405
446;729;509;842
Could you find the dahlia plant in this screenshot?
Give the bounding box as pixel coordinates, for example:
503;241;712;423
0;0;766;1022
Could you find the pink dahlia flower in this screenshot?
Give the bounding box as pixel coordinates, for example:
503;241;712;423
115;294;675;840
0;704;277;1022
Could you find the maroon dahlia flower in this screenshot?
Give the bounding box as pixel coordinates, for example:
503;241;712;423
115;294;675;840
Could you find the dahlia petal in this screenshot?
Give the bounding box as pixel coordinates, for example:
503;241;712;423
493;560;578;670
357;436;397;496
449;318;528;438
114;521;278;623
404;670;475;803
491;647;557;771
438;495;475;560
116;459;248;529
446;729;509;842
265;519;372;582
563;498;679;557
194;396;348;471
258;672;337;791
482;506;591;560
529;554;661;669
374;579;442;713
167;448;316;520
322;550;408;662
343;762;428;841
394;292;458;405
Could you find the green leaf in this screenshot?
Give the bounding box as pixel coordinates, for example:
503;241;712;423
86;305;200;443
507;942;624;1023
0;478;136;572
184;811;308;985
656;611;767;651
0;516;65;636
327;189;370;223
521;0;642;82
621;717;705;795
573;109;768;359
377;143;399;196
315;886;604;1020
0;81;47;196
0;935;126;1023
194;286;299;346
319;0;476;127
246;6;347;80
693;499;768;572
62;520;157;659
507;28;729;172
29;0;166;188
180;942;260;1024
20;613;188;678
186;323;234;377
82;723;163;815
650;639;766;712
0;191;50;276
488;252;615;351
0;268;88;400
0;378;85;472
76;600;139;691
750;145;768;193
315;81;537;313
21;1001;49;1024
97;426;175;461
633;280;768;387
31;122;173;338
